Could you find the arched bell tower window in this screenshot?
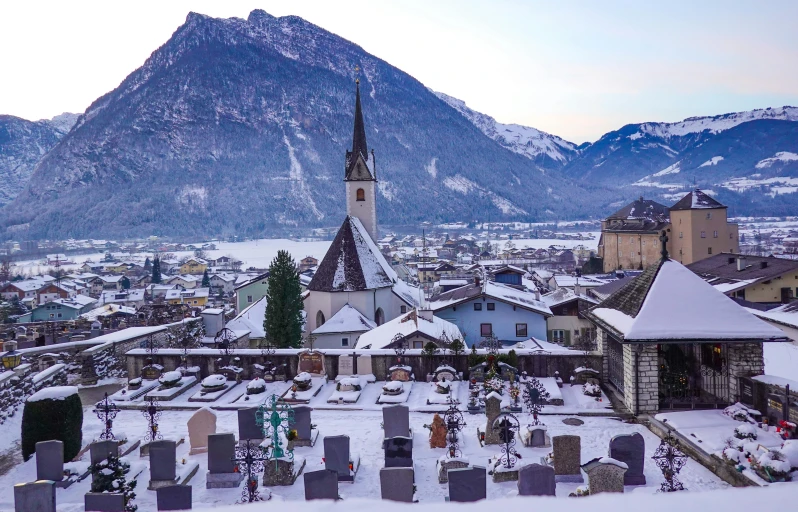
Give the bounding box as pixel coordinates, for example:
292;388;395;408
375;307;385;326
316;311;325;327
356;188;365;201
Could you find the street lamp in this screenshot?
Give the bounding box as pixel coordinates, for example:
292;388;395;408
1;341;22;370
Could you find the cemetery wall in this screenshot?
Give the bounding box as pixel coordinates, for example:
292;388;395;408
622;344;659;414
727;343;764;401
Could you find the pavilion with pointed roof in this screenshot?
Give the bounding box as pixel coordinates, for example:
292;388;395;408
586;233;789;414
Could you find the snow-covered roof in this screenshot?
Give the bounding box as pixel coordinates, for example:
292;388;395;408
541;287;598;308
99;289;145;304
166;287;210;300
355;310;462;349
747;303;798;330
590;259;787;341
41;295;96;310
484;281;552;316
308;216;397;292
226;297;267;338
81;303;137;321
392;279;421;307
312;304;376;335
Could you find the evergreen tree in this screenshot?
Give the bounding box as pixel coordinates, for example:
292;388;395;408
89;455;137;511
143;257;151;271
264;250;303;348
151;256;162;284
120;276;131;290
201;269;210;288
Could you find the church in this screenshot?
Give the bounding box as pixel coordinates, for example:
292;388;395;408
303;82;419;349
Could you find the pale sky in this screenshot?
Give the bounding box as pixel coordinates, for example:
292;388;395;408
1;0;796;143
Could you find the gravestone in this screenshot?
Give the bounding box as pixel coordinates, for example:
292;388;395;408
380;467;415;502
14;481;56;512
324;435;357;482
36;440;64;482
304;469;339;500
483;393;502;444
149;440;177;489
156;484;193;510
448;466;486;502
84;493;125;511
237;407;263;443
338;355;354;376
206;433;244;489
384;436;413;468
293;406;317;447
518;463;556;496
582;458;626;494
357;355;373;376
383;405;411;438
90;440;119;465
527;426;549;448
187;408;217;455
298;350;325;376
552;435;583;483
609;433;646;485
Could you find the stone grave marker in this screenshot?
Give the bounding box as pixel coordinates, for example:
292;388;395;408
517;463;556;496
206;433;244;489
14;481;56;512
384;436;413;468
156;484;193;510
237;407;263;443
84;492;125;511
324;435;357;482
383;404;411;438
448;466;486;502
187;408;217;455
298;350;325;376
149;440;177;489
357;355;373;376
552;435;583;483
293;406;317;446
609;432;646;485
338;355;354;376
527;426;549;447
90;440;119;465
36;440;64;482
380;467;415;502
483;393;502;444
582;458;627;494
304;469;339;500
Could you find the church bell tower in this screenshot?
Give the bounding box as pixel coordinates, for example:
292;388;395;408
344;80;378;242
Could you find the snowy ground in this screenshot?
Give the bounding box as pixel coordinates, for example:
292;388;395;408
0;400;727;511
764;342;798;381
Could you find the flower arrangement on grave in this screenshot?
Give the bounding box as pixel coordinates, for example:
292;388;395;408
751;449;792;482
201;374;227;393
777;420;797;440
568;486;590;498
89;454;137;512
509;384;520;404
158;370;182;389
336;377;361;392
483;368;503;395
127;377;142;390
436;381;452;394
246;377;267;395
723;403;756;423
382;380;404;396
582;381;601;398
734;423;758;440
287;429;298;441
293;372;312;391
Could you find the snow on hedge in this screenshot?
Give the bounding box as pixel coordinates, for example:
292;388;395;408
27;386;79;402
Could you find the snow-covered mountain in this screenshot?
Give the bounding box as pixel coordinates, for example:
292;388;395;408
433;91;577;167
0;113;77;207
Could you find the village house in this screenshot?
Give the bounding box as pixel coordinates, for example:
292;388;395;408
298;256;319;272
311;303;376;349
99;289;146;309
165;287;210;307
24;295;97;322
208;273;237;294
166;274;201;289
0;279;47;302
226;296;268;345
541;286;599;345
36;283;73;305
179;257;208;275
355;308;462;350
687;253;798;304
235;272;269;314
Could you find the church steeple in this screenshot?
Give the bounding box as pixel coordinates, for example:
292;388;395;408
351;80;368;162
345;80;375;182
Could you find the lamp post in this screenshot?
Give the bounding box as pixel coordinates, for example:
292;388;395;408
1;341;22;370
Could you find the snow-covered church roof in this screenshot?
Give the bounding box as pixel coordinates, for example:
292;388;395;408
312;303;376;335
308;216;397;292
355;309;462;349
588;258;788;342
226;296;267;339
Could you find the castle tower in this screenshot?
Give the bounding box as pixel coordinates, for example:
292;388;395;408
344;80;378;242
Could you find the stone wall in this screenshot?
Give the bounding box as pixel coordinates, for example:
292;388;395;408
596;329;609;382
622;343;659;414
727;342;764;401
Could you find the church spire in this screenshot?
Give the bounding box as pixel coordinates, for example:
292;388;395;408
351;79;368;162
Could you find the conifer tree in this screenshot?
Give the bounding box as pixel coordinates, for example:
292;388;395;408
144;257;151;271
264;250;303;348
89;454;137;511
151;256;162;284
120;276;131;290
201;269;210;288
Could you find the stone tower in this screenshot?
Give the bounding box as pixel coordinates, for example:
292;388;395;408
344;80;378;242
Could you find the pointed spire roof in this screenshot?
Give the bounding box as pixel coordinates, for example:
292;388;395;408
345;81;375;181
670;189;726;210
308;216;396;292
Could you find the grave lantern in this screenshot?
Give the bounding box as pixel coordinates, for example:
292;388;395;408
1;341;21;369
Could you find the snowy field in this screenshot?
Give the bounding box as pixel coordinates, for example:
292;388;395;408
0;393;727;511
11;235;600;276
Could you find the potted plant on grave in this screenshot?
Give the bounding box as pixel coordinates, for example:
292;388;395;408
435;381;452;395
127;377;142;391
246;377;266;395
293;372;312;391
751;450;792;482
158;371;182;389
382;380;404;396
200;374;226;394
582;381;601;398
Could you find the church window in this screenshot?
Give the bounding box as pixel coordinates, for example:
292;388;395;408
341;337;349;347
713;230;718;238
316;311;325;327
400;305;407;314
708;247;713;255
356;188;365;201
375;308;385;326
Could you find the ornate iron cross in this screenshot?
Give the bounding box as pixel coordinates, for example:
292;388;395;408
232;439;270;503
443;397;466;458
523;377;550;426
93;392;119;441
652;431;687;492
142;398;162;442
492;412;521;469
256;394;295;463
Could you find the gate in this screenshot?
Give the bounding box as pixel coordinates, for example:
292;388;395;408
658;343;730;409
607;336;625;395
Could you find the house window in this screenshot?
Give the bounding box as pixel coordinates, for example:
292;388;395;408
551;329;565;342
516;323;528;337
413;341;423;349
474;303;482;311
713;230;718;238
679;232;683;238
480;323;492;336
701;231;706;238
400;305;407;314
706;212;712;219
708;247;712;255
730;233;733;239
487;303;495;311
247;295;253;303
356;188;365;201
49;314;54;319
57;313;62;318
341;337;349;347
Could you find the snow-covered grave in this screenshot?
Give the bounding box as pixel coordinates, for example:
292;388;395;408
188;375;241;403
144;372;198;401
328;375;370;404
378;380;412;404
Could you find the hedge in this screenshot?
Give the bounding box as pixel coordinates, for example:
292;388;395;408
21;389;83;461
